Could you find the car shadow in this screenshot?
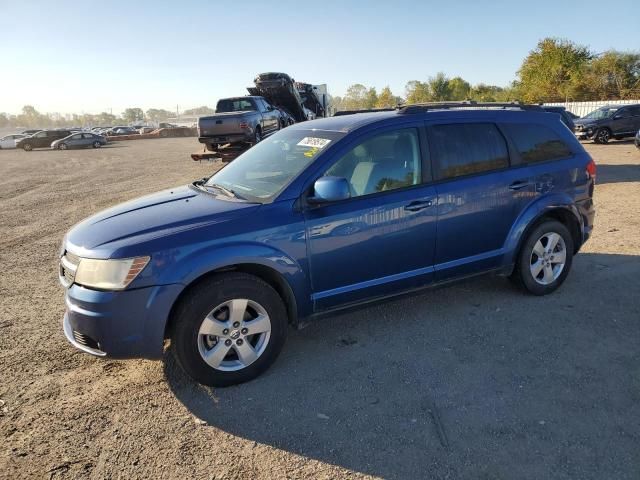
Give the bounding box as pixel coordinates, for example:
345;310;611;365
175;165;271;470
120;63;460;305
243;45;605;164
164;252;640;479
596;164;640;184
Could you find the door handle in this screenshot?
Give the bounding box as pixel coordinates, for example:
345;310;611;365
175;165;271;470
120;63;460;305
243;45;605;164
404;199;433;212
508;180;531;190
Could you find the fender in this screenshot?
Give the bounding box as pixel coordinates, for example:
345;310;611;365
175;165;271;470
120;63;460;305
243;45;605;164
502;193;583;268
155;241;313;319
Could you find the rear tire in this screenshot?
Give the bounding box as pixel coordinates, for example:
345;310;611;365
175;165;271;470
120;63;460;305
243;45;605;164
58;143;67;150
171;272;288;387
511;220;574;295
23;143;33;151
92;141;101;148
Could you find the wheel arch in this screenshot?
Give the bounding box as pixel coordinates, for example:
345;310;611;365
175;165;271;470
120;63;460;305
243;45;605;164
163;261;302;341
503;197;583;273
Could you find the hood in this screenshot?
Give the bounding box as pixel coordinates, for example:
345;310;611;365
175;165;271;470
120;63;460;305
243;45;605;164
574;118;600;127
66;185;260;254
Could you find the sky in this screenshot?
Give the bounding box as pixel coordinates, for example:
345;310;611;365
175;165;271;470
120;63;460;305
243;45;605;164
1;0;639;116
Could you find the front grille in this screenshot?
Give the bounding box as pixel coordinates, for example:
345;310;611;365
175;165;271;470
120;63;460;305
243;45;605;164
59;251;80;288
72;330;100;350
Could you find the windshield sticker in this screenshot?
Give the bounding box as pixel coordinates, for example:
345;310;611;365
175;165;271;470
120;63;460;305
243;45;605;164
297;137;331;149
303;147;319;158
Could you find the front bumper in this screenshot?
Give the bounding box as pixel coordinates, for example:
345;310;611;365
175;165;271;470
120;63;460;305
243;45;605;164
62;283;183;359
575;129;594;140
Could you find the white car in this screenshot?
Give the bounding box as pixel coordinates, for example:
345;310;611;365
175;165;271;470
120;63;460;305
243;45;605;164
0;134;27;149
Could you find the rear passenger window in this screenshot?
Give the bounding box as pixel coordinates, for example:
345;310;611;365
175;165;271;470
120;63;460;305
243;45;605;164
505;123;572;163
429;123;508;180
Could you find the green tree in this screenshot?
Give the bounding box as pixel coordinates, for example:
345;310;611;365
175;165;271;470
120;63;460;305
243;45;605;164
405;80;430;104
428;72;452;101
375;86;396;108
448;77;471;100
122;108;144;123
343;84;368;110
364;87;378;109
582;51;640;100
145;108;173;123
182;106;215;116
517;38;592;103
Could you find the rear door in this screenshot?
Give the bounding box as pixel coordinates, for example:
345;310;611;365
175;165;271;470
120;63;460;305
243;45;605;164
427;121;533;280
501;121;577;207
611;107;635;136
304;125;437;310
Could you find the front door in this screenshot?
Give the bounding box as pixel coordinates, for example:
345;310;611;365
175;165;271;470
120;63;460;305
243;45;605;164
304;127;437;311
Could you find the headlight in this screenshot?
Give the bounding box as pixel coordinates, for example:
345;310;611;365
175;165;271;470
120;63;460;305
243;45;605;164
74;256;150;290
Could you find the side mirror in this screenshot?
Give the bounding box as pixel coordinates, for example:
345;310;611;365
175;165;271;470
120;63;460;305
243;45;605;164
308;176;351;204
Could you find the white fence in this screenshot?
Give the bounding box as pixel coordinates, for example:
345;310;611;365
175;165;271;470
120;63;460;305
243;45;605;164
544;100;640;118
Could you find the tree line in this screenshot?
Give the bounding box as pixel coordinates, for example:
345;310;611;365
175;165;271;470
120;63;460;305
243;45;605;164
2;38;638;128
0;105;215;129
332;38;640;110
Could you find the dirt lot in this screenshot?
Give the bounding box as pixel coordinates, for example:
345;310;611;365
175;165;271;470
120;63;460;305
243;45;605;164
1;138;639;479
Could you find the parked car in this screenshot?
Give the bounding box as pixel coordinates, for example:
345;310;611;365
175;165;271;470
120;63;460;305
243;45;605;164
59;102;595;387
107;126;139;136
574;104;640;143
16;130;72;151
0;134;27;149
635;129;640;149
197;96;282;151
51;132;107;150
541;106;576;132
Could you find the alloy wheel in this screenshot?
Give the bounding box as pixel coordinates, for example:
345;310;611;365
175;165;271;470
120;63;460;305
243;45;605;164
197;299;271;371
529;232;567;285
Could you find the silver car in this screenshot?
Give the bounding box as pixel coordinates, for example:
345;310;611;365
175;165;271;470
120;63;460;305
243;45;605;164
51;132;107;150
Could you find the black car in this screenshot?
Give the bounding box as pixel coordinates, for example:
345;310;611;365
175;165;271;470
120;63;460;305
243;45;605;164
541;106;576;132
574;104;640;144
16;130;72;151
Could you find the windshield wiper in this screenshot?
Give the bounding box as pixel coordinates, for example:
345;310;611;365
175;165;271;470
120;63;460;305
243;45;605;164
205;182;246;200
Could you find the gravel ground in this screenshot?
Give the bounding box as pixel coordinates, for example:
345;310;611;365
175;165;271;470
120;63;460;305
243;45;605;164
1;138;639;480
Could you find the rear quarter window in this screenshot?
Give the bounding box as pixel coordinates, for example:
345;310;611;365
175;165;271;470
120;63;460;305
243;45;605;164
504;123;572;163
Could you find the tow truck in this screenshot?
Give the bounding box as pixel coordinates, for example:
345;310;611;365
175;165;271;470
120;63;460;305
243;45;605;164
191;72;327;162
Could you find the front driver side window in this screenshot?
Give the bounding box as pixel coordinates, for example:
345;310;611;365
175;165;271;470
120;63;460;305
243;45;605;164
324;128;421;197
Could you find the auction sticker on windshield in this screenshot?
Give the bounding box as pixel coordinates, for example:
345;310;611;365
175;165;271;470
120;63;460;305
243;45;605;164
297;137;331;149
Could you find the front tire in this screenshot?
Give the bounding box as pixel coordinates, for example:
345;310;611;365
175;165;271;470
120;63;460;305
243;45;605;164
593;128;611;144
171;272;288;387
92;141;101;148
58;143;68;150
512;220;574;295
23;143;33;151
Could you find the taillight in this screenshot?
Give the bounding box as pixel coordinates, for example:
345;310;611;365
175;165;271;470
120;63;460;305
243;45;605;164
586;158;596;180
239;121;249;129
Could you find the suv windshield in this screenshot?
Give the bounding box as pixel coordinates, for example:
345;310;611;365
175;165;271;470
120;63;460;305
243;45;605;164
583;107;618;120
216;98;257;113
205;129;344;201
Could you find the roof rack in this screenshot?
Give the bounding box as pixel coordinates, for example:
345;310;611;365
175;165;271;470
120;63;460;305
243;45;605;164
333;108;396;116
397;101;544;114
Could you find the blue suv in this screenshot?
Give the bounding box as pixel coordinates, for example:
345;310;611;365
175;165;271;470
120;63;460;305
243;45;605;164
59;102;596;386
